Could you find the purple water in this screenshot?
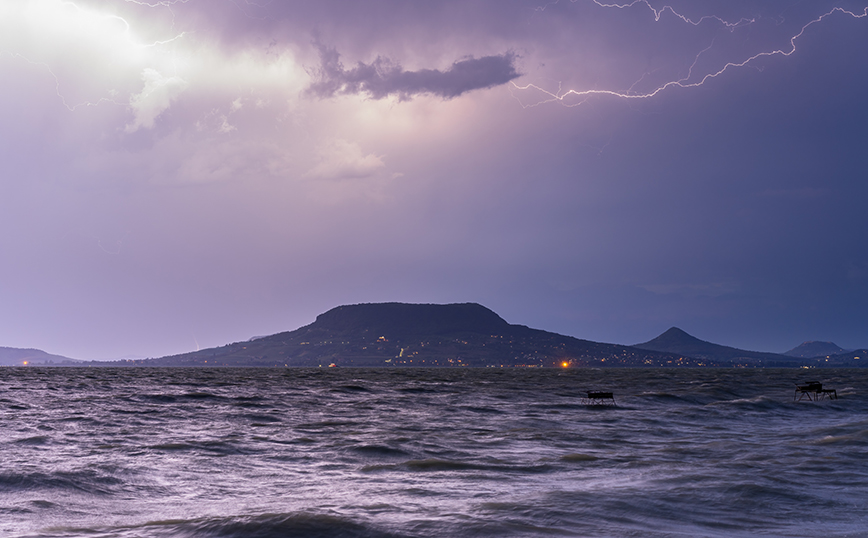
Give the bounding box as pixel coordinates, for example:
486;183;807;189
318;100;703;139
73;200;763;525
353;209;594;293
2;367;866;537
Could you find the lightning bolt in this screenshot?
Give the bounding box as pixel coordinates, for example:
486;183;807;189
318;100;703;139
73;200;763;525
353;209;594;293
227;0;275;20
117;0;190;30
514;2;868;108
120;0;189;5
97;231;130;255
1;1;189;113
121;0;275;22
2;52;121;112
589;0;758;28
60;230;130;255
536;0;757;28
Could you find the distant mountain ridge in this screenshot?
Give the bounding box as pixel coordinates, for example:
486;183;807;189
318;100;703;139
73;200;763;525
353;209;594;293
784;341;846;358
634;327;805;367
6;304;865;368
118;302;710;368
634;328;865;367
0;347;78;366
820;348;868;364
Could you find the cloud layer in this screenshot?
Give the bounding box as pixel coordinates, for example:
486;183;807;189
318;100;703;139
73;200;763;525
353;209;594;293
0;0;867;359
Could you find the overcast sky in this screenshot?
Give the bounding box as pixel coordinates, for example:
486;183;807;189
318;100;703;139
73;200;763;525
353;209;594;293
1;0;866;359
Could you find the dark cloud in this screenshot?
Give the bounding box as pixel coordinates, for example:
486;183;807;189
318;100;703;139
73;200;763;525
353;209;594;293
4;0;868;358
307;44;520;100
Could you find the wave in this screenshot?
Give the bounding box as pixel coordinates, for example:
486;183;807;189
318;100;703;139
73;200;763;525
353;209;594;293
240;413;282;423
331;384;373;393
812;429;868;447
704;395;786;411
361;458;554;474
295;420;361;430
180;392;226;400
456;405;504;415
559;453;599;462
634;391;696;404
35;512;407;538
0;470;124;495
7;367;868;538
146;440;249;455
140;394;178;403
396;386;442;394
13;435;51;445
350;444;410;457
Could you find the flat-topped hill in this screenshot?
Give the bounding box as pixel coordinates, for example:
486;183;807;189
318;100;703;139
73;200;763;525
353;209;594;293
311;303;510;337
133;302;707;367
26;304;860;368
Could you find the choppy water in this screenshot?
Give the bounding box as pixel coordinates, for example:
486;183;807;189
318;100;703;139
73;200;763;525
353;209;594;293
1;367;866;538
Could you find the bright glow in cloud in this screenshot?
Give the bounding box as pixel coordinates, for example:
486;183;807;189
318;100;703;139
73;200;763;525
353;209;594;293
306;139;386;180
1;0;308;134
126;67;186;131
1;0;867;360
0;0;158;109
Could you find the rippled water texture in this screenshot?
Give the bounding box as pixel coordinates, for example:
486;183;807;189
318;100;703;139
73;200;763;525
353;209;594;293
1;367;866;537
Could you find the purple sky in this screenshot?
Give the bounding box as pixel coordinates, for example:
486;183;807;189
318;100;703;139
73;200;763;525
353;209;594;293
1;0;867;360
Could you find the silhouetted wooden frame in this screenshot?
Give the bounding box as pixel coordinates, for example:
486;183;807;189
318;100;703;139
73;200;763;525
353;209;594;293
794;382;837;402
583;391;615;406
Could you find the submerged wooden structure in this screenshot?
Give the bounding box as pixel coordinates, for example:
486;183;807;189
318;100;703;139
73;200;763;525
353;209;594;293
582;390;615;406
794;381;837;402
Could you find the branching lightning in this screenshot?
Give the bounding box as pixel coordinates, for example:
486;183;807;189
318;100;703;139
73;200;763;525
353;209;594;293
4;0;283;116
514;1;868;108
591;0;759;28
227;0;275;20
59;230;129;255
7;0;867;118
1;1;190;114
120;0;275;21
2;52;120;112
120;0;189;5
536;0;757;28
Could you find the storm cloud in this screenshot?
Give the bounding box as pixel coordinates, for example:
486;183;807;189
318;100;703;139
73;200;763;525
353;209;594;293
1;0;868;359
307;45;520;100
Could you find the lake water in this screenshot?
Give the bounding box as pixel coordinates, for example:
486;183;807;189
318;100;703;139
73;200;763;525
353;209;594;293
1;367;866;537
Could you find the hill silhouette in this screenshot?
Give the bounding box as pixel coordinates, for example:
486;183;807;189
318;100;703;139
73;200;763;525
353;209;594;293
312;302;511;336
805;348;868;366
21;304;858;368
0;347;78;366
133;303;710;368
784;341;846;358
634;327;804;367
